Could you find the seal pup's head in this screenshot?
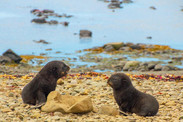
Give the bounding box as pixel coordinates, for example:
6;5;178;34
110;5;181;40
39;60;70;79
107;73;132;90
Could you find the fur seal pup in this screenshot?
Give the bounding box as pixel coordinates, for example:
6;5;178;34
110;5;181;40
22;61;70;105
107;73;159;116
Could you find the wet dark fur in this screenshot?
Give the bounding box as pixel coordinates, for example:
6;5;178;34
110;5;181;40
107;73;159;116
21;61;70;105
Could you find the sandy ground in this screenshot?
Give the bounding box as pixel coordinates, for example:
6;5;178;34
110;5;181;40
0;69;183;122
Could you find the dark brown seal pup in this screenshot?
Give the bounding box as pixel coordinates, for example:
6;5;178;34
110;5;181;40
22;61;70;105
107;73;159;116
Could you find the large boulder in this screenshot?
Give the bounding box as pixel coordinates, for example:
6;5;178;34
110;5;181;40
3;49;22;63
79;30;92;38
31;18;47;24
154;64;163;71
104;45;115;52
104;42;124;50
119;46;130;51
41;91;93;114
123;61;140;71
108;0;122;9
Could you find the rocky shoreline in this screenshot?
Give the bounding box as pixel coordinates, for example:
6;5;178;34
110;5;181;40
0;70;183;121
0;41;183;73
72;42;183;72
0;47;183;121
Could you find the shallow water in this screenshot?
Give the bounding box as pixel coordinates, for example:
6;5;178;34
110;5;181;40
0;0;183;59
130;57;170;62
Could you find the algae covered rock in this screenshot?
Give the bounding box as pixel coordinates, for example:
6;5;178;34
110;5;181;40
123;61;140;71
104;42;124;50
41;91;93;114
0;56;12;64
3;49;22;63
104;45;115;52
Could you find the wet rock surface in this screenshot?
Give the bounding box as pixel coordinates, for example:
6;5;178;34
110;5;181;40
30;9;72;25
31;18;47;24
74;42;183;72
99;0;133;9
33;40;50;44
108;1;122;9
60;22;69;26
150;6;157;10
47;20;59;25
79;30;92;38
